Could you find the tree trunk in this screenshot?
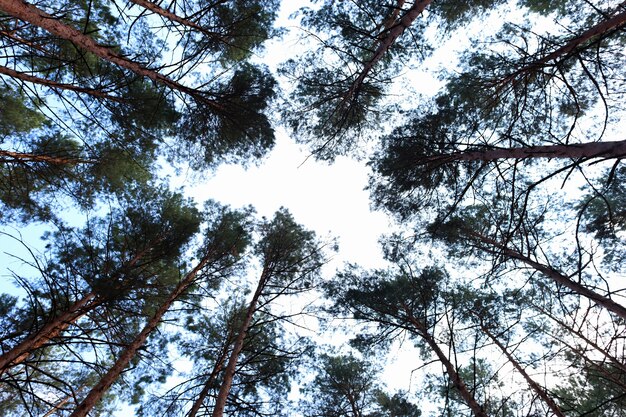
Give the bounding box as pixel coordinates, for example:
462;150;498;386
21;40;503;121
479;322;566;417
423;139;626;164
0;149;94;165
211;268;270;417
127;0;227;43
0;292;97;375
187;328;234;417
498;9;626;87
531;302;626;374
468;230;626;321
404;310;488;417
0;0;222;111
342;0;432;106
0;65;125;102
69;255;214;417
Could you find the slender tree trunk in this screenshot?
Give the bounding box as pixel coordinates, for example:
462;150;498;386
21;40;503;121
0;292;97;375
478;322;566;417
403;309;488;417
211;268;270;417
0;149;94;165
342;0;432;106
187;328;234;417
0;240;160;375
126;0;227;43
0;28;50;53
0;0;222;111
0;65;125;102
467;230;626;321
69;254;214;417
423;139;626;164
498;9;626;86
42;384;86;417
346;391;362;417
531;302;626;374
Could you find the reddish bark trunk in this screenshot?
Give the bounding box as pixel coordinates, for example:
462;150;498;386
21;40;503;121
187;329;234;417
424;139;626;164
211;268;269;417
70;256;213;417
0;65;125;102
0;149;94;165
0;293;97;374
342;0;432;106
127;0;227;43
498;10;626;87
0;0;222;111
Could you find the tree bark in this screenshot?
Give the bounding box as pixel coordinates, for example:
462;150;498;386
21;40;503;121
0;239;160;375
422;139;626;165
127;0;227;43
0;149;94;165
0;293;97;375
498;9;626;87
0;0;222;111
468;230;626;321
531;302;626;374
479;322;566;417
342;0;432;106
404;309;488;417
186;328;234;417
0;65;125;102
211;268;270;417
69;254;214;417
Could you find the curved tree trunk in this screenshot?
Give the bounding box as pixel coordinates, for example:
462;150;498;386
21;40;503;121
479;322;566;417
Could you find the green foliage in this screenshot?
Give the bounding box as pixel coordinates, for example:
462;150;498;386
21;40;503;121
299;353;420;417
0;130;84;221
255;207;327;290
554;359;626;417
579;165;626;240
327;265;448;340
200;0;281;64
41;183;200;300
177;64;277;169
300;353;376;417
280;0;428;160
0;86;45;136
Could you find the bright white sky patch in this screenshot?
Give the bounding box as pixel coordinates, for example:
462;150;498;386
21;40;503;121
174;129;391;270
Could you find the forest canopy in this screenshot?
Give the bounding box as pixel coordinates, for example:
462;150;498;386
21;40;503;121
0;0;625;416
